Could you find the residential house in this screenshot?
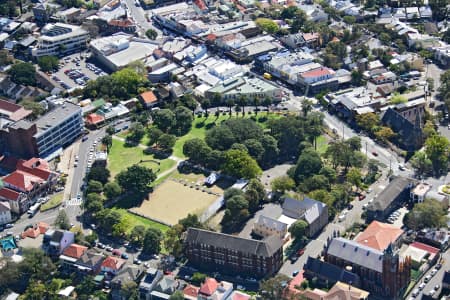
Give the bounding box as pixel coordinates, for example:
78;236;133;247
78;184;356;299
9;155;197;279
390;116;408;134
304;256;361;287
74;249;105;275
184;228;283;278
139;91;159;109
101;256;126;276
300;281;370;300
280;33;306;49
0;201;11;225
139;267;164;300
150;276;180;300
0;157;58;214
376;83;395;97
226;291;252;300
410;182;432;203
183;284;199;300
417;229;449;251
252;215;288;240
21;222;49;239
354;221;404;251
281;197;328;237
198;278;233;300
366;176;413;222
111;266;144;300
59;243;88;273
324;237;411;299
43;229;75;257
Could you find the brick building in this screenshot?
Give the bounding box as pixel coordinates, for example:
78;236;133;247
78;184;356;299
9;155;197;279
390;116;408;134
184;228;283;278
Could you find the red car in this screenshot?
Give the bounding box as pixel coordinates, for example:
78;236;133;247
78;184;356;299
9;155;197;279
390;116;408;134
112;249;121;256
358;194;366;200
372;151;378;157
297;248;305;256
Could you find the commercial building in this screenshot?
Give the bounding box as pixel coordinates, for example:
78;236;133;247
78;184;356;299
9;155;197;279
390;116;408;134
89;33;159;71
31;23;90;57
2;102;83;159
184;228;283;278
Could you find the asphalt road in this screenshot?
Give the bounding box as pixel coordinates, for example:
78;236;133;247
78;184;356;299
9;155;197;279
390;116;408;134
123;0;162;38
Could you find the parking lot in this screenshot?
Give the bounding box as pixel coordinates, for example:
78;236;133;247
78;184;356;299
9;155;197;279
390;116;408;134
51;52;108;90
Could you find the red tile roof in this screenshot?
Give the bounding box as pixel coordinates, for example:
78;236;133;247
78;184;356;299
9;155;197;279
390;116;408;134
17;158;52;181
301;67;334;78
0;187;21;201
194;0;207;10
199;278;218;296
21;222;48;239
410;242;440;255
3;170;44;192
232;291;251;300
206;34;217;41
101;256;125;270
140;91;158;104
355;221;404;251
183;284;199;298
86;113;105;125
63;243;88;259
108;18;135;27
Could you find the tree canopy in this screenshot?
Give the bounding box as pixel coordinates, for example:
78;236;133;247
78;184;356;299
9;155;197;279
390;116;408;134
117;164;156;194
221;149;262;179
404;198;447;230
37;56;59;72
9;62;36;86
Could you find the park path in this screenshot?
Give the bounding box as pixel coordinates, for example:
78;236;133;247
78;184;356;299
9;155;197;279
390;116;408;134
112;135;183;180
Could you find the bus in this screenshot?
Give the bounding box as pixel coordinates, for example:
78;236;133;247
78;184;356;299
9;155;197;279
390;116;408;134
263;73;272;80
27;202;41;217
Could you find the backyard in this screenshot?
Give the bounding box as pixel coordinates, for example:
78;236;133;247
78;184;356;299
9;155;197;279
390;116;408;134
108;139;176;178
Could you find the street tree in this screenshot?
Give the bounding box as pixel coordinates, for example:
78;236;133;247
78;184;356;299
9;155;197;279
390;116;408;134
356;113;380;132
289;219;309;241
374;126;395;143
142;228;163;255
87;180;103;194
104;181;122;199
404;198;447;230
117;164;156;194
130;225;146;246
425;134;449;175
347;167;362;189
87;166;110;184
101;134;113;152
54;210;70;230
145;28;157;40
259;274;292;300
410;151;432;177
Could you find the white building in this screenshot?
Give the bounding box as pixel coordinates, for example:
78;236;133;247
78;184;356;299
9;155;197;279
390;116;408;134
31;23;89;57
253;215;288;240
0;201;11;225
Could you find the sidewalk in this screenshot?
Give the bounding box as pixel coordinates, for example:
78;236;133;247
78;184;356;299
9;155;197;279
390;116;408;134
57;140;80;202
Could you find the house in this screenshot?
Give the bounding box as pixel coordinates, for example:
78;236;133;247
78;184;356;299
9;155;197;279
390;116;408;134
85;113;105;128
139;91;159;108
111;266;144;300
354;221;404;251
324;237;411;299
381;107;423;151
410;182;432;203
0;157;58;214
139;267;164;300
304;256;361;288
59;243;88;273
376;83;395;97
184;228;283;278
183;284;199;300
101;256;126;276
21;222;49;239
253;215;288;240
0;201;11;225
198;277;233;300
226;291;252;300
43;229;75;257
281;197;328;237
150;276;179;300
366;177;413;222
417;229;449;251
300;281;370;300
74;249;105;275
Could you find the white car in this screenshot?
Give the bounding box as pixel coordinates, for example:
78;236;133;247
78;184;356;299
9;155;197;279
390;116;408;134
430;268;438;276
429;289;436;296
418;282;426;290
411;288;419;297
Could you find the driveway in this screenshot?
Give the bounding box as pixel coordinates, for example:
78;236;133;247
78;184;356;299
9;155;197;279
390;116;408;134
261;164;294;188
238;203;282;239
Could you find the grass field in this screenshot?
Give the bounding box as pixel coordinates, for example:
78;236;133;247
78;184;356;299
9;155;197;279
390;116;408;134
316;135;329;154
130;180;219;225
117;130;150;146
41;193;64;211
172;112;283;158
108;139;176;178
110;208;169;234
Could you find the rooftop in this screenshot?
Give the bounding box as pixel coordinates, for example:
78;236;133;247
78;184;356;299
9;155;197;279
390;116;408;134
38;23;88;42
354;221;404;251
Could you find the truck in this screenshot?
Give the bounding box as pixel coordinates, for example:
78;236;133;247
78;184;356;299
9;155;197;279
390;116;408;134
263;73;272;80
27;202;41;217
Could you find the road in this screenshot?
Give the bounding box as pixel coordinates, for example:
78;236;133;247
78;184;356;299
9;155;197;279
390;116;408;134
122;0;162;38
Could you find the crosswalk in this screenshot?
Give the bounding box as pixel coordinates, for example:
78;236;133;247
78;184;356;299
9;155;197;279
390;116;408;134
66;197;83;206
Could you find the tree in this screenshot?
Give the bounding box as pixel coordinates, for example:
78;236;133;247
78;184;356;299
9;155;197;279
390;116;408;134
101;134;112;152
183;138;212;164
244;138;264;161
404;198;447;230
289;219;308;241
87;180;103;194
374;126;395;143
260;135;279;167
191;272;207;285
173;106;194;135
117;164;156;194
98;209;122;233
106;125;116;136
259;274;291;300
157;133;176;151
148;127;164;145
425;134;449;175
87;166;110;184
226;98;235;115
104;181;122;199
37;55;59;72
120;281;138;300
152;109;175;132
54;210;70;230
127;123;145;144
179;213;204;230
22;280;47;300
200;98;210;116
410;151;432;177
164;224;183;258
130;225;146;246
391;94;407;104
0;49;13;66
19;99;45;119
439;70;450;103
145;28;158;40
356;113;380;132
169;291;185;300
293;148;322;183
9;62;36;86
262;97;272;114
255;18;279;33
85;193;103;213
222;149;262;179
271;176;295;194
142;228;163;255
222;194;249;230
347;167;362;189
245;179;266;212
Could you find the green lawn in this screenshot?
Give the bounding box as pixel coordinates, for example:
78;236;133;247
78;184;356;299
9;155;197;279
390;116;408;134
172;112;282;159
117;130;150;147
108;139;176;178
316;135;328;154
41;193;64;211
111;208;169;234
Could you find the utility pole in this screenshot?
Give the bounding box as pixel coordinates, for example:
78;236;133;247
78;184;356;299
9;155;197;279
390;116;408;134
365;142;368;157
342;123;345;141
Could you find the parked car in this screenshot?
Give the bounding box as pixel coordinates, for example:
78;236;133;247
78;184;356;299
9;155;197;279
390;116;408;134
434;284;440;290
424;275;432;283
418;282;426;290
430;268;438;276
292;270;299;277
429;289;435;296
112;249;121;256
411;289;419;297
121;253;129;259
97;242;105;249
297;248;305;256
133;258;142;265
5;224;13;229
105;246;113;252
372;151;378;157
435;263;442;270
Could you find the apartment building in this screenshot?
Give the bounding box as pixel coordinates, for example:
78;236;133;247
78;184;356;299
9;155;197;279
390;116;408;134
2;102;83;159
31;23;89;57
184;228;283;278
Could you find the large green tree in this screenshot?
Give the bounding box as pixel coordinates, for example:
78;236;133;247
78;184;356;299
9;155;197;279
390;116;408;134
142;228;163;255
9;62;36;86
425;134;449;175
54;210;70;230
37;55;59;72
117;164;156;194
404;198;447;230
289;219;309;240
221;149;262;179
